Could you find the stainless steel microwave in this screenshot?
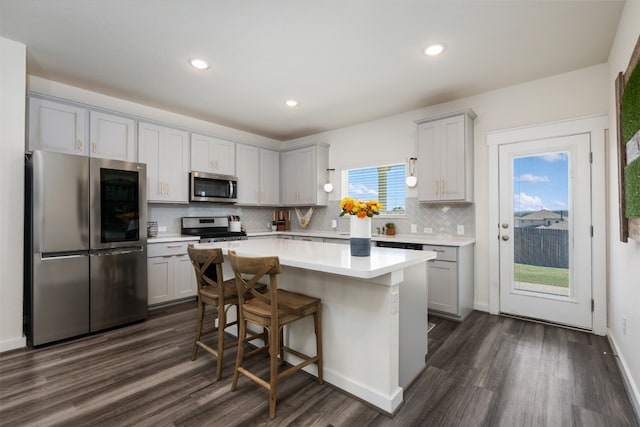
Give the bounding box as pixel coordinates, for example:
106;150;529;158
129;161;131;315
189;171;237;203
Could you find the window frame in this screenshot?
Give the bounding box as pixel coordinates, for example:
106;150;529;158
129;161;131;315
341;162;408;218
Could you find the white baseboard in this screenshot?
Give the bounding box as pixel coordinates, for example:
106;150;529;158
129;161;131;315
318;365;403;414
0;335;26;353
473;302;489;312
607;330;640;423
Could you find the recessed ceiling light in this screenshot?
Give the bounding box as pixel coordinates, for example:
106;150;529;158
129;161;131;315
189;58;210;70
424;43;446;56
285;99;299;107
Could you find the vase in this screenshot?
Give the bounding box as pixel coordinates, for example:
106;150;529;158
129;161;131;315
350;215;371;257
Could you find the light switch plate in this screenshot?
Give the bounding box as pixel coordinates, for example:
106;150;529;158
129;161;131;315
410;224;417;233
424;227;433;234
457;225;464;235
158;226;167;232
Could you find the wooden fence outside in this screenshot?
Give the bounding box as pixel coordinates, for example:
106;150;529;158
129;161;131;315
513;228;568;268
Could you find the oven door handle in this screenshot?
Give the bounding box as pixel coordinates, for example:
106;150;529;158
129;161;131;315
229;180;234;197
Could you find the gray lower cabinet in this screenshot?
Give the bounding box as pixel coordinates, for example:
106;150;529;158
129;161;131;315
147;241;197;305
424;244;474;321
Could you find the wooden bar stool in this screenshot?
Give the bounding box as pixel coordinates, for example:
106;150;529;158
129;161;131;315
187;245;265;380
227;250;323;419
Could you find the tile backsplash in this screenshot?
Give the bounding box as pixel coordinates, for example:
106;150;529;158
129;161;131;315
148;198;474;237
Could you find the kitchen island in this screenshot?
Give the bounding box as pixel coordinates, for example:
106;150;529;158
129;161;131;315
194;238;436;413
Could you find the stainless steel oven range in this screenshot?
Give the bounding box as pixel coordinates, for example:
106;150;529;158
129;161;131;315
181;216;248;243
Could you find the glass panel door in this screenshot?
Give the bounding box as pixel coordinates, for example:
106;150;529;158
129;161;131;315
498;133;592;330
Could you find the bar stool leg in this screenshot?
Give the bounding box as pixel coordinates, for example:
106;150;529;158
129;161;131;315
215;303;226;380
231;315;246;392
315;309;323;384
192;299;205;360
269;321;279;419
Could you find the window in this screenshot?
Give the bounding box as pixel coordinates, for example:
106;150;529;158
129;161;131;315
344;163;406;215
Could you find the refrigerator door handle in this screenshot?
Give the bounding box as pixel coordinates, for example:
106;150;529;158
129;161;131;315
41;254;87;260
91;247;144;256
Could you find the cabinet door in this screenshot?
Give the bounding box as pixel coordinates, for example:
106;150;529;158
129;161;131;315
428;260;458;315
161;128;189;203
190;134;235;175
89;111;136;161
28;97;88;155
260;148;280;205
236;144;260;204
439;115;466;201
213;137;236;176
296;147;317;204
138;122;162;201
139;122;189;203
147;257;173;305
417;122;441;202
280;150;299;204
190;134;212;173
174;254;197;298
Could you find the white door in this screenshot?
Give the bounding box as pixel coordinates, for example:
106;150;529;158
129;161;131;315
498;133;592;329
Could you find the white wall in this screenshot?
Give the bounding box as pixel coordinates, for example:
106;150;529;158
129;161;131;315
286;63;609;312
27;76;283;150
606;0;640;414
0;37;26;351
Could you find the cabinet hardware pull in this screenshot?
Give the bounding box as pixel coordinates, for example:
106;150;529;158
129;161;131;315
166;244;182;248
78;139;83;151
92;141;97;153
159;182;163;195
165;182;170;195
433;248;445;252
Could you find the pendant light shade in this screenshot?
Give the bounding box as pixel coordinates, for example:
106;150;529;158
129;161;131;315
406;157;418;187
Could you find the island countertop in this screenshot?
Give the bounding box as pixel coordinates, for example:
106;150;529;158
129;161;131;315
194;238;435;281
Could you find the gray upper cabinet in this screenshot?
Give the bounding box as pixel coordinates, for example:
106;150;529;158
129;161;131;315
280;145;328;206
88;111;136;161
190;133;235;176
138;122;190;204
28;97;88;155
416;110;475;203
28;96;136;161
236;143;280;206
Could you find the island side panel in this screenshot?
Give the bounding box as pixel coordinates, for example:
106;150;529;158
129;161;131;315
276;265;403;413
398;261;429;389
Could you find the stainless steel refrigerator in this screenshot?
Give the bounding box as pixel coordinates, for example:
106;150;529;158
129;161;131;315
25;150;148;346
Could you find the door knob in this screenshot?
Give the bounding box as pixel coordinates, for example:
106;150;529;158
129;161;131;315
502;223;509;229
501;235;509;241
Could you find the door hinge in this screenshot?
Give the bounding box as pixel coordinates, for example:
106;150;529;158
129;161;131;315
591;299;595;312
589;152;593;163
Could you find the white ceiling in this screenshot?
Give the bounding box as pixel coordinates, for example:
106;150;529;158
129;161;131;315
0;0;624;141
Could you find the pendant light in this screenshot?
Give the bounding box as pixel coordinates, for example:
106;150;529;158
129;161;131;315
406;157;418;187
323;168;335;193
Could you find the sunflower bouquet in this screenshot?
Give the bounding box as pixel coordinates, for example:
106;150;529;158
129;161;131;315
339;197;382;218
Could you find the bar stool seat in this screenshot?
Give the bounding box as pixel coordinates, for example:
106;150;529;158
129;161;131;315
227;250;323;419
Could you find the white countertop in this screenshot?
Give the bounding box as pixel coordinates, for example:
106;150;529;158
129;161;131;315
148;235;199;244
247;230;475;247
194;238;436;280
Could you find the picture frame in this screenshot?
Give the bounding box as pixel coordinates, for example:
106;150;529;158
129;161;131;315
615;35;640;242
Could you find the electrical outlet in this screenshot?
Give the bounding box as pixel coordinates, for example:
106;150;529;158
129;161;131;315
411;224;417;233
457;225;464;235
158;226;167;232
424;227;433;234
623;317;627;335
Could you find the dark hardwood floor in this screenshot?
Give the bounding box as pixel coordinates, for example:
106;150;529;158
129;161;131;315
1;302;637;426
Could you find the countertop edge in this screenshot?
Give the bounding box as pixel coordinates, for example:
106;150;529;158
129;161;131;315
246;230;475;247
